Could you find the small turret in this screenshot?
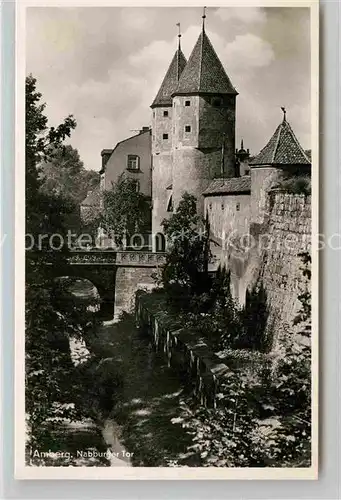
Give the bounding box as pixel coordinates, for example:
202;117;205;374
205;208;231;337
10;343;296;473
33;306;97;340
250;108;311;223
236;139;250;176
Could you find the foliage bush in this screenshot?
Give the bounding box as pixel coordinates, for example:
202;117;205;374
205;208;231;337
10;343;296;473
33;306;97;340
167;253;312;468
274;175;311;195
160;192;212;313
159;194;270;352
102;174;151;246
238;282;270;351
25;75;122;464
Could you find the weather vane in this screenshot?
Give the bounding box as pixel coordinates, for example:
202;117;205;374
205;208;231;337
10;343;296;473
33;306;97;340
202;6;207;29
176;22;181;48
281;106;287;121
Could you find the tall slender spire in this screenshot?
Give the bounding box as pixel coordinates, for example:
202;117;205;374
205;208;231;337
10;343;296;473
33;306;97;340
241;138;244;150
151;28;187;107
202;6;206;31
176;22;181;50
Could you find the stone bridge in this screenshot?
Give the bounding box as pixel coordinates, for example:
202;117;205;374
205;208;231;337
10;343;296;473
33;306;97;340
50;250;166;319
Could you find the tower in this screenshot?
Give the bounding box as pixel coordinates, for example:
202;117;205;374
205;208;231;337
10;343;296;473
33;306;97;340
249;108;311;224
171;11;238;216
151;28;187;242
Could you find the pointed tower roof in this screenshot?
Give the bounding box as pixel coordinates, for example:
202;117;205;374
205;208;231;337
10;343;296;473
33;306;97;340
151;45;187;107
173;29;237;96
250;109;311;166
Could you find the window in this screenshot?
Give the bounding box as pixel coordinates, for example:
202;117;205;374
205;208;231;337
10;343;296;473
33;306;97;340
127;155;140;171
244;169;250;176
212;97;222;107
209;203;212;210
163;110;169;117
221;203;225;210
185;125;191;133
236;202;240;211
163;133;168;140
185;100;191;107
167;195;173;212
131;180;140;192
153;111;155;118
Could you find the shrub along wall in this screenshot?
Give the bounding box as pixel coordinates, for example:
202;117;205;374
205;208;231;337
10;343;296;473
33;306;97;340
135;290;270;408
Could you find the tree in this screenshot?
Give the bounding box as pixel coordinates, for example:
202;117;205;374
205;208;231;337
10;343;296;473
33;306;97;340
26;74;76;236
161;193;211;311
39;144;100;206
25;75;98;461
102;174;151;246
240;282;269;351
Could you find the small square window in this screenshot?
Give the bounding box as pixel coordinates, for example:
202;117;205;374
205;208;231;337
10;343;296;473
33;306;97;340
244;169;250;176
127;154;139;170
163;133;168;140
163;110;169;117
185;125;191;133
185;100;191;106
236;202;240;211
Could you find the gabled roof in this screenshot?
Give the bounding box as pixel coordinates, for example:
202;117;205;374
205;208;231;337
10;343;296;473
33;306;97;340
250;116;311;166
151;47;187;107
203;177;251;196
174;29;237;96
99;128;151;174
81;186;101;207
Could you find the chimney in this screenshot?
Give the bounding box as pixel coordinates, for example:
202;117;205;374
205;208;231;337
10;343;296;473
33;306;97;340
140;126;150;134
101;149;113;170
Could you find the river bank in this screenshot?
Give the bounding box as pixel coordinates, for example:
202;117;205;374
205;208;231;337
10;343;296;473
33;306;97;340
31;279;193;467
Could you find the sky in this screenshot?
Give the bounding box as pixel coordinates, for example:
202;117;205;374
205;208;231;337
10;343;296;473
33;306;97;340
26;6;311;172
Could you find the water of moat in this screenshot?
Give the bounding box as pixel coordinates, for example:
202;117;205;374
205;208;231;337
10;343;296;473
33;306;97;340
52;279;192;467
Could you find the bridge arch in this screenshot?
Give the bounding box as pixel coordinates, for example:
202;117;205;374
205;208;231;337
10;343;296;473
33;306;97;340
51;265;118;317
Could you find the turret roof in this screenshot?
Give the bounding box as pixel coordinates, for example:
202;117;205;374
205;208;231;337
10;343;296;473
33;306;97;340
151;47;187;107
250;115;311;166
173;29;237;96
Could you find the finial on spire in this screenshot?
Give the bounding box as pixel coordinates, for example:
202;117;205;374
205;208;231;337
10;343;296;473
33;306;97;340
281;106;286;121
202;6;207;31
176;22;181;49
241;138;244;150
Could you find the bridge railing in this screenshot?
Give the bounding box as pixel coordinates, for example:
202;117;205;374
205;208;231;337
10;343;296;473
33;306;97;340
67;250;166;267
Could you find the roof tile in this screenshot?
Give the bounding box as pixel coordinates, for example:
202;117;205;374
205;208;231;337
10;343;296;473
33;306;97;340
203;177;251;196
151;48;187;107
174;30;237;95
81;186;101;206
250;118;311;166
